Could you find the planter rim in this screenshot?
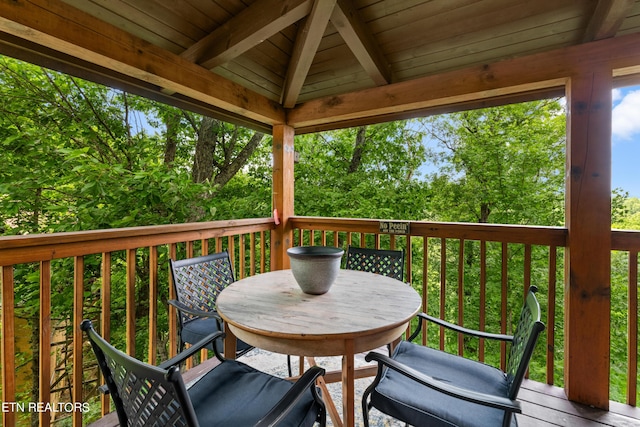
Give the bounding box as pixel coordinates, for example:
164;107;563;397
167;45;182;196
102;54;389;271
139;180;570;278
287;246;344;258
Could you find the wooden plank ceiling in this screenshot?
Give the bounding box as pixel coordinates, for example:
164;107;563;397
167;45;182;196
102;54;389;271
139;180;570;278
0;0;640;132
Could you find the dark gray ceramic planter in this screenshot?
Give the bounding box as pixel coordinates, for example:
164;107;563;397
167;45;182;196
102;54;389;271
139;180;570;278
287;246;344;294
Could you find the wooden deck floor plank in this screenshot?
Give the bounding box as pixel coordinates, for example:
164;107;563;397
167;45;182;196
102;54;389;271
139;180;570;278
520;399;611;426
516;413;561;427
519;380;640;427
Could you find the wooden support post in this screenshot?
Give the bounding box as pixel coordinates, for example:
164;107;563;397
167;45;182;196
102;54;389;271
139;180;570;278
272;124;295;270
1;266;16;427
564;67;612;409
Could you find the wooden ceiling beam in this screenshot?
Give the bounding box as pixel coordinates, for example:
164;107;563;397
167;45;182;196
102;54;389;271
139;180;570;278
0;31;272;132
182;0;313;70
288;31;640;131
0;0;284;126
281;0;337;108
582;0;635;42
330;0;390;86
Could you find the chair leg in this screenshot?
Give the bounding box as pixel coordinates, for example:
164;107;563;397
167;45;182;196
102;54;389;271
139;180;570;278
362;382;373;427
362;398;370;427
286;355;293;377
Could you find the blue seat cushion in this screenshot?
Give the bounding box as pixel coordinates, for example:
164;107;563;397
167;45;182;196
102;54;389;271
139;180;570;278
370;341;517;427
181;317;252;354
189;359;321;427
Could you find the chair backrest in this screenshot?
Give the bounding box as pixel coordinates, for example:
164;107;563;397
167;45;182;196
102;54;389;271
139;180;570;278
170;251;235;326
506;286;546;399
345;246;405;281
81;320;199;427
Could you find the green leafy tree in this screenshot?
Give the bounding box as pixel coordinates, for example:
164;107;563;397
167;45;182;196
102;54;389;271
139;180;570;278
294;122;433;220
0;56;267;425
419;100;566;226
408;101;567;384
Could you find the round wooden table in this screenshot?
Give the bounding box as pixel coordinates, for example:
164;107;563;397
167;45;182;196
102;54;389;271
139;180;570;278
216;269;422;427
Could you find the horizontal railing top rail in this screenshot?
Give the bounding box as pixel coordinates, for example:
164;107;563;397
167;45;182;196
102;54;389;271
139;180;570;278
612;228;640;251
291;216;568;246
0;218;276;265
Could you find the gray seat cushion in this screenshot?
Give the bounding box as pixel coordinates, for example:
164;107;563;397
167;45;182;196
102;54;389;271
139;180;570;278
182;317;252;354
370;341;517;427
189;359;321;426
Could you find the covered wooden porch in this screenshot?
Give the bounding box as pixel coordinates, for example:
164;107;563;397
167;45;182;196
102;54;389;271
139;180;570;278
1;0;640;426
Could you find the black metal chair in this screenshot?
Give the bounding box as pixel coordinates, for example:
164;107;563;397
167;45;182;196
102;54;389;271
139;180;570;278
345;246;404;281
82;320;326;427
362;286;545;427
168;251;252;357
346;245;406;355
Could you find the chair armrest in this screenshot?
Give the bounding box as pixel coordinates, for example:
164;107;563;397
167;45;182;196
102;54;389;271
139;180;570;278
158;332;224;369
255;366;326;427
364;351;521;413
408;312;513;343
168;299;222;321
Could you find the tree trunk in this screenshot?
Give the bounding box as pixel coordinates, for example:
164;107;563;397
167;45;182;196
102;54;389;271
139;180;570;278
348;126;367;173
163;110;180;166
213;131;264;187
191;117;218;183
192;116;264;187
480;203;491;223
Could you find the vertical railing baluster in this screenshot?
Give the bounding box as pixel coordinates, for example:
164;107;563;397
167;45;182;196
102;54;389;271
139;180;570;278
228;236;235;271
479;240;487;362
250;233;256;276
524;244;532;296
239;234;246;279
260;231;266;273
101;252;112;414
500;242;508;370
439;238;446;351
406;235;412;286
168;244;178;358
547;246;557;385
126;249;136;357
148;246;158;365
628;251;638;406
422;237;428;346
202;238;209;255
458;239;465;356
39;260;52;427
523;244;532;378
1;265;16;427
405;235;413;337
73;256;84;427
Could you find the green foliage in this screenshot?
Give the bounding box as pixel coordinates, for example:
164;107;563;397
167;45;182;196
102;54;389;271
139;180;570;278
613;195;640;229
294;123;432;220
419;100;566;225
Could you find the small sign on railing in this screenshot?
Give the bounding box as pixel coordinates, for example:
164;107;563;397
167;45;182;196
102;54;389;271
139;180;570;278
379;221;410;235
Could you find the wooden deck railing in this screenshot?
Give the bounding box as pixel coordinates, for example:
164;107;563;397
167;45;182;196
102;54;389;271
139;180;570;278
0;216;638;426
611;229;640;407
0;218;275;427
291;216;639;407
